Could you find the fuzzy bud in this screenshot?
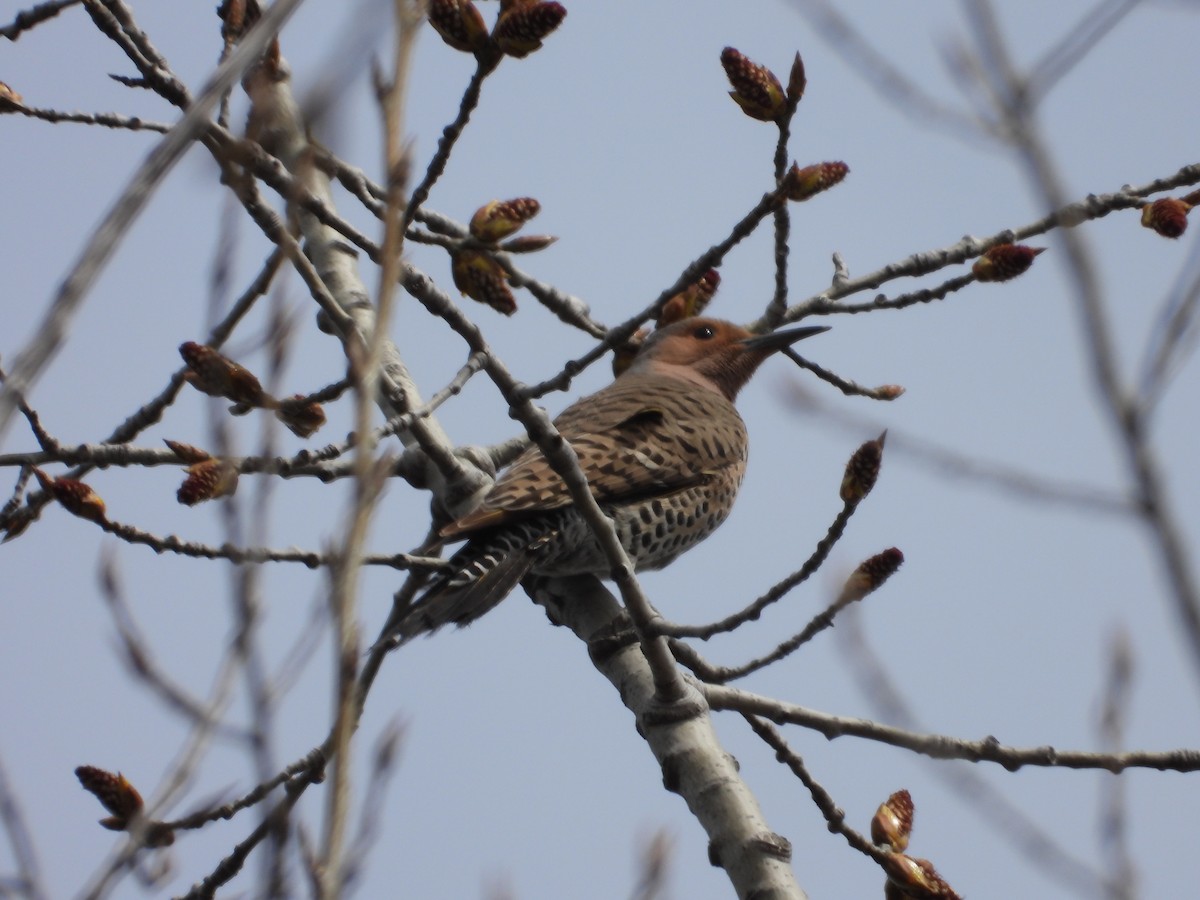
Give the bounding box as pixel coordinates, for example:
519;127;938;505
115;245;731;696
428;0;490;54
493;1;567;58
1;509;35;543
163;439;212;464
786;52;807;107
33;469;107;523
882;854;961;899
720;47;786;122
452;250;517;315
469;197;541;242
873;384;906;401
75;766;174;847
75;766;143;823
216;0;260;41
499;234;558;254
837;548;904;605
0;81;22;108
871;789;914;852
783;161;849;202
971;243;1045;282
658;269;721;326
276;395;327;438
179;342;268;408
177;459;239;506
1140;197;1191;239
840;432;885;504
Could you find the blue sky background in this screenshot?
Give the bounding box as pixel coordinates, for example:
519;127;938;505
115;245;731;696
4;1;1200;897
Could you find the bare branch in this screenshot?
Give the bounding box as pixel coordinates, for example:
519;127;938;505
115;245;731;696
705;683;1200;773
0;752;48;900
1;0;80;41
3;103;171;132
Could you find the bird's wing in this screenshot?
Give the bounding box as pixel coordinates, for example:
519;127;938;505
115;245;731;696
442;376;745;538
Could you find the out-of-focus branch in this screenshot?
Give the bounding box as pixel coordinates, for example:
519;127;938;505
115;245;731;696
785;387;1133;515
1025;0;1141;102
832;610;1112;898
961;0;1200;697
236;36;489;520
1097;629;1137;900
787;0;996;141
0;752;47;900
319;3;422;894
1138;248;1200;414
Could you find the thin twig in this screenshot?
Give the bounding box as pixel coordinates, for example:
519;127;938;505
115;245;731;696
743;714;884;862
705;682;1200;773
661;503;855;639
781;163;1200;325
520;180;800;401
1;0;80;40
5;104;171;132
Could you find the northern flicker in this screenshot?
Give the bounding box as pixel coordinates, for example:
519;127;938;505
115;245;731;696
393;316;827;641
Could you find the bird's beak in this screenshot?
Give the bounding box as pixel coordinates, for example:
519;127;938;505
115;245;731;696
740;323;829;352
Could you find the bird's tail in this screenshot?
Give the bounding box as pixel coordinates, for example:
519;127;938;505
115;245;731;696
387;526;555;645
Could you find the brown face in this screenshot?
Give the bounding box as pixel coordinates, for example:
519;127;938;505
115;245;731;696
626;318;768;401
636;318;754;367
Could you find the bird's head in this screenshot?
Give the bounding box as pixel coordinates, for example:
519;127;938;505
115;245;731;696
625;317;828;401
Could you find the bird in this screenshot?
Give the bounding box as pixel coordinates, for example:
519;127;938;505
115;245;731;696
392;316;828;642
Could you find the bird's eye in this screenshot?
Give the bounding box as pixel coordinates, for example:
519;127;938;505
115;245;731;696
693;324;716;340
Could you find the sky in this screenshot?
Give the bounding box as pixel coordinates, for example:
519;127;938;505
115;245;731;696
3;1;1200;898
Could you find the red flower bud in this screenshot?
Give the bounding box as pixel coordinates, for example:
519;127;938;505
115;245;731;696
163;439;212;464
177;459;239;506
428;0;490;54
1140;197;1191;239
33;469;107;523
882;854;961;899
871;789;914;852
452;250;517;315
469;197;541;242
837;548;904;605
786;52;807;107
971;243;1045;282
720;47;786;122
179;342;268;408
840;432;886;504
76;766;144;822
493;1;566;59
276;395;327;439
783;161;849;201
658;269;721;326
499;234;558;254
